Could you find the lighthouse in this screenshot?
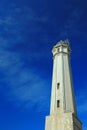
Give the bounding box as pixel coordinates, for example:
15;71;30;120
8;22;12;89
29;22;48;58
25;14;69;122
45;40;82;130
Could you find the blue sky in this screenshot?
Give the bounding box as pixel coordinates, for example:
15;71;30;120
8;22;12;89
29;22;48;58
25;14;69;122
0;0;87;130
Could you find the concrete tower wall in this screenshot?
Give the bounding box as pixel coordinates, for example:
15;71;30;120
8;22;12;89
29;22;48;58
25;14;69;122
45;40;82;130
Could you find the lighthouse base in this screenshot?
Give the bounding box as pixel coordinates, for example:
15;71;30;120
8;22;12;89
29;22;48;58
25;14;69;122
45;112;82;130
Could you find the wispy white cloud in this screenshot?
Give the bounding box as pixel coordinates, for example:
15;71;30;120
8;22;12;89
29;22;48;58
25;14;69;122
0;16;17;25
0;38;50;112
9;70;49;112
0;3;51;112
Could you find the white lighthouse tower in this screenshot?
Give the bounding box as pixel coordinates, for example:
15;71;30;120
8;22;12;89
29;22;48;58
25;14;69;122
45;40;82;130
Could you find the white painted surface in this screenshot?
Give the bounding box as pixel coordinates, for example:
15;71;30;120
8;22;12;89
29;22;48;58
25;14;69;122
45;40;82;130
50;41;76;114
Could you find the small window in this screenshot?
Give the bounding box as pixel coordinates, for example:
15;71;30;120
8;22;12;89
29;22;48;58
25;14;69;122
58;48;60;52
57;83;60;89
57;100;60;108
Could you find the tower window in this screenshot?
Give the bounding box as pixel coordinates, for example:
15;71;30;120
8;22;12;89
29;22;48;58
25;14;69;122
57;83;60;89
57;100;60;108
58;48;60;52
